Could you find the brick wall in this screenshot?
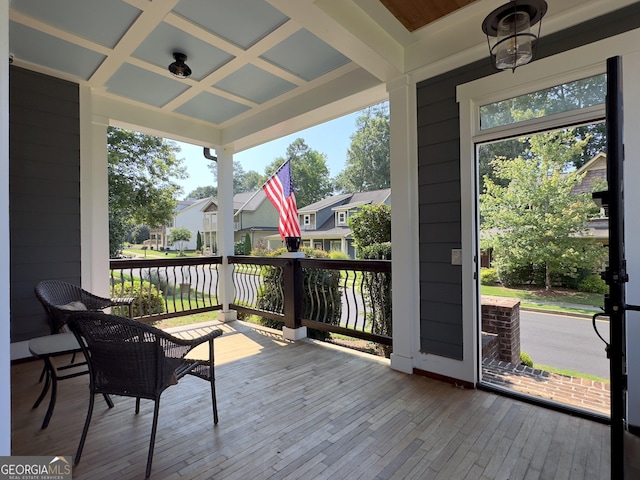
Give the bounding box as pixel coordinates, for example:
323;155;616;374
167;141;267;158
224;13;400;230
481;296;521;364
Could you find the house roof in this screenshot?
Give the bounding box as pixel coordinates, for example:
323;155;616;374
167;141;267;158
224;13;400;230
197;190;267;215
8;1;627;153
299;188;391;213
572;153;607;196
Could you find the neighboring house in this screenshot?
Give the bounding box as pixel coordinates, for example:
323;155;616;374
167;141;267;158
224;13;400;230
571;152;608;244
163;198;210;250
268;188;391;258
148;199;198;250
201;190;279;252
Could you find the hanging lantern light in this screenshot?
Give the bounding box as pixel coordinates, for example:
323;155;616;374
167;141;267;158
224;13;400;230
482;0;547;72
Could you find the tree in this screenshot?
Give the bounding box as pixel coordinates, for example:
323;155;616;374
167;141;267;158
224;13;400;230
129;224;150;244
187;185;217;199
243;233;251;255
480;128;606;289
196;231;203;251
207;160;264;194
348;204;391;250
335;104;390;193
108;127;186;257
168;227;192;254
265;138;333;208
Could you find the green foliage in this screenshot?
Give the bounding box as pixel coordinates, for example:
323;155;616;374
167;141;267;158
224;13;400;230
264;139;333;208
335;103;390;193
234;240;246;255
129;224;150;244
328;250;350;260
480;268;498;286
349;204;391;250
110;280;165;317
208;160;264;194
480;128;606;289
243;233;252;255
579;274;608;294
196;231;203;251
168;227;192;253
359;242;392;356
250;238;270;257
520;351;533;368
186;185;217;199
108;127;186;256
358;242;391;260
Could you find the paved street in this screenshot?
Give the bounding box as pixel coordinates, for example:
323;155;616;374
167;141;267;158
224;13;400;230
520;310;610;379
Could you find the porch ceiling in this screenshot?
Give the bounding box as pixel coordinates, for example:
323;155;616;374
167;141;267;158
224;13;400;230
8;0;635;151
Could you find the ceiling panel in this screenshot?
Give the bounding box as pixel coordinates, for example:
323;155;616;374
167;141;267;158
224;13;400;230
9;21;106;81
175;91;251;124
260;29;350;81
214;64;296;104
133;22;234;81
173;0;289;49
10;0;140;48
105;63;190;108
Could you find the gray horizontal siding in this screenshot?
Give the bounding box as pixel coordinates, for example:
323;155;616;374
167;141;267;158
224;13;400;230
417;3;640;360
10;66;81;342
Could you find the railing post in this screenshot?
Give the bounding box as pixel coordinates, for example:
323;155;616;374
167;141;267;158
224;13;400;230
282;254;306;340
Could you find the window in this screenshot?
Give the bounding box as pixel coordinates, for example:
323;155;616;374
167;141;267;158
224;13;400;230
480;74;606;130
303;214;311;226
337;211;347;226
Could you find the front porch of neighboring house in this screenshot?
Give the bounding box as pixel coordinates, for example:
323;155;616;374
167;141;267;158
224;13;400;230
12;320;612;480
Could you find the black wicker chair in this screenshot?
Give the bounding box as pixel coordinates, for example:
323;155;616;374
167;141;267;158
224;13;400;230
30;280;129;429
67;311;223;478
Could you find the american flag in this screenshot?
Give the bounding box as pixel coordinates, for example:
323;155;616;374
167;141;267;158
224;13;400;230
263;160;301;240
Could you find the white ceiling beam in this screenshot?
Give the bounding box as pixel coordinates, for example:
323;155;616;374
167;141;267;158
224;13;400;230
269;0;402;81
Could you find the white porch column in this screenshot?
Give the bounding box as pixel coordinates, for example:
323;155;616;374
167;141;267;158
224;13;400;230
388;76;418;374
80;89;110;297
0;0;11;455
217;146;237;322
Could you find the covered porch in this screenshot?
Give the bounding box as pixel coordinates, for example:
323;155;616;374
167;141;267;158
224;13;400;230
11;320;610;479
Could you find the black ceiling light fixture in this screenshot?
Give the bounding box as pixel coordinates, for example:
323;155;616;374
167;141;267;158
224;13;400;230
482;0;547;72
168;52;192;78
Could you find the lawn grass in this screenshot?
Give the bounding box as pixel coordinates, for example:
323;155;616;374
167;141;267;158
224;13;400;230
121;246;198;259
534;363;609;383
481;284;604;312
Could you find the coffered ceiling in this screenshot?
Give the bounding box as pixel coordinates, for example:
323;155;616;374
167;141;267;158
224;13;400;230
7;0;635;151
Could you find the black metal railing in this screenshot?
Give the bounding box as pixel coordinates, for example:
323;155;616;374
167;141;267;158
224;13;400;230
109;257;222;322
228;255;392;347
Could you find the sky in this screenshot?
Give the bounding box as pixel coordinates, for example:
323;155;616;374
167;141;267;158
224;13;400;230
174;110;361;198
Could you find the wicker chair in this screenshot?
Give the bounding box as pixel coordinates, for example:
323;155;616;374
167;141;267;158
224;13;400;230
30;280;128;429
67;311;223;478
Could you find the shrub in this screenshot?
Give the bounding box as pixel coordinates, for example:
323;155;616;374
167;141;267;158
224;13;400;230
578;274;608;294
110;279;165;317
496;264;532;287
328;250;349;260
255;247;341;340
480;268;498;286
250;238;270;256
358;242;391;260
243;233;252;255
358;242;392;357
520;351;533;368
234;240;246;255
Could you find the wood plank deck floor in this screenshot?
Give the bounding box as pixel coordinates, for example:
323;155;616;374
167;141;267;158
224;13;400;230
11;321;611;479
